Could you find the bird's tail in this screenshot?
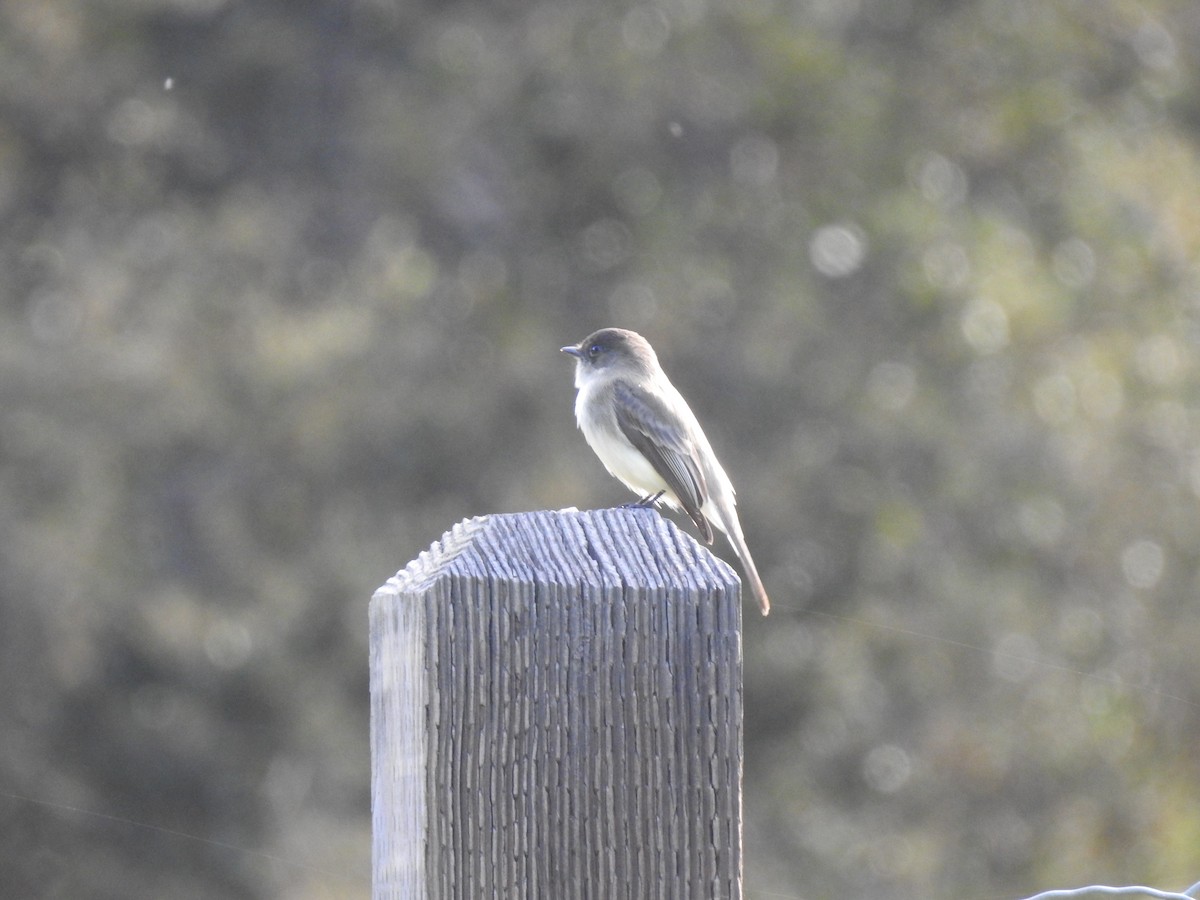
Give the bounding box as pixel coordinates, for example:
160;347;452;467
723;521;770;616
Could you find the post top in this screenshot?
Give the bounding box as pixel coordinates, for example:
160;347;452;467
377;507;740;600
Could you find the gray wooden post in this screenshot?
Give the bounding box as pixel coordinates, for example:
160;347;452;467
370;507;744;899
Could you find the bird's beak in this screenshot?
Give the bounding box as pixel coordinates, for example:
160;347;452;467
560;345;583;359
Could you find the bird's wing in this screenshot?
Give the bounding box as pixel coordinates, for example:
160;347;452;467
612;380;713;543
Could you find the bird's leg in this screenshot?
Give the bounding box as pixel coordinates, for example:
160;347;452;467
621;490;665;509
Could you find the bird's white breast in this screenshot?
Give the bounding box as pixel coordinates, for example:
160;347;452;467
574;378;673;501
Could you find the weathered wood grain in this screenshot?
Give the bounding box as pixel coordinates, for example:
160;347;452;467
370;507;743;899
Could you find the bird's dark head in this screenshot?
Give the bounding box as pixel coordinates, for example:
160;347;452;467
561;328;658;378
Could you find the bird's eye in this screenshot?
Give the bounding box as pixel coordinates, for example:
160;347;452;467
588;343;604;357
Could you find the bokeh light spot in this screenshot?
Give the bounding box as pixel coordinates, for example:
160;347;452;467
809;223;867;278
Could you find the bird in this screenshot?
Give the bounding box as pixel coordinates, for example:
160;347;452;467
561;327;770;615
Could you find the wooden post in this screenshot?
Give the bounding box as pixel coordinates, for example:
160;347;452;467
370;507;744;899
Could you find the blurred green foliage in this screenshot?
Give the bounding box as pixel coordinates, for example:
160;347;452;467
2;0;1200;897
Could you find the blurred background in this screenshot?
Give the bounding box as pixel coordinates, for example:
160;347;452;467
3;0;1200;897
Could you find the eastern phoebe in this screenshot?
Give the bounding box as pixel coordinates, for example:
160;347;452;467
561;327;770;616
